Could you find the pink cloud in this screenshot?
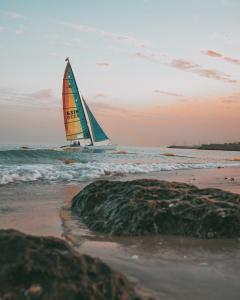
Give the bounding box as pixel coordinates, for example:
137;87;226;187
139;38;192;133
203;50;222;57
135;52;237;84
203;49;240;65
224;56;240;65
171;59;236;83
171;59;199;70
194;68;236;83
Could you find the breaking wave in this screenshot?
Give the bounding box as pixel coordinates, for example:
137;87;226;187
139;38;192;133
1;146;240;185
1;161;240;185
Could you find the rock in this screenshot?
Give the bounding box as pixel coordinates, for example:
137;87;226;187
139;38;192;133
58;158;77;164
0;229;149;300
228;157;240;161
71;179;240;238
161;153;175;156
114;150;128;154
224;177;235;181
25;284;43;297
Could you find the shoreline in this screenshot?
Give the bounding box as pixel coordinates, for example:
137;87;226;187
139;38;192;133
1;166;240;299
0;166;240;237
168;143;240;151
123;166;240;194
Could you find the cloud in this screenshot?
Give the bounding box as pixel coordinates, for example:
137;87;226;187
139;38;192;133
0;26;5;32
170;59;232;84
203;49;240;65
203;50;222;57
0;87;59;109
223;56;240;65
135;51;158;62
171;59;199;70
193;68;236;83
63;22;151;49
154;90;184;97
29;89;54;100
87;94;240;146
135;52;237;84
4;11;25;19
88;100;173;122
96;62;110;67
62;22;236;84
94;93;106;99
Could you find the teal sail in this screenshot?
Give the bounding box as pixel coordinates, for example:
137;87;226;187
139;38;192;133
83;99;109;142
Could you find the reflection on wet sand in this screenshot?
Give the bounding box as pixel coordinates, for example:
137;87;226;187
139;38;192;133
1;168;240;300
60;181;240;300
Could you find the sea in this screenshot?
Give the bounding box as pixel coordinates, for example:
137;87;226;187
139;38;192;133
0;144;240;185
0;144;240;299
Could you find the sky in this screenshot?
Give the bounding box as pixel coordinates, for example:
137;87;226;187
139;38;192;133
0;0;240;146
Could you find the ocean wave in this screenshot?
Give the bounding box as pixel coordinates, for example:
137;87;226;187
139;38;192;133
1;161;240;185
0;149;83;165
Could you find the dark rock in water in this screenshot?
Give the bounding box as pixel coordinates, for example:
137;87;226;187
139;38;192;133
0;229;148;300
71;179;240;238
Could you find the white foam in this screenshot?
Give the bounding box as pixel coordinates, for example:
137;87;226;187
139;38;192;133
0;161;240;185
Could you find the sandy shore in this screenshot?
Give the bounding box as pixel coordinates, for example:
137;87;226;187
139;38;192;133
126;166;240;194
1;166;240;300
0;166;239;237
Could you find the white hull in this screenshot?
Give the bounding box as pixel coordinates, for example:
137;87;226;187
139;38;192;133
61;144;116;152
85;144;116;151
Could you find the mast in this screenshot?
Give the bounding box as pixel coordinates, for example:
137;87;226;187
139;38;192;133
66;58;94;146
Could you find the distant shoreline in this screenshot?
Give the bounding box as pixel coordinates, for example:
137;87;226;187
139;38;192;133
168;142;240;151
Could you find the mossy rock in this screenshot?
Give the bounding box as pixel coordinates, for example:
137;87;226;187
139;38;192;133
72;179;240;238
0;229;149;300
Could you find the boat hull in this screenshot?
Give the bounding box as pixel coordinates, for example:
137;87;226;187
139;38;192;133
85;144;116;151
61;144;116;152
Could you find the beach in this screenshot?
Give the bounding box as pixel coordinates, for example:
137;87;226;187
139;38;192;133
2;0;240;298
1;146;240;299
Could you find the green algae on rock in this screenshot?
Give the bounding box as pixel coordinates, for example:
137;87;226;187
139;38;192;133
0;229;149;300
71;179;240;238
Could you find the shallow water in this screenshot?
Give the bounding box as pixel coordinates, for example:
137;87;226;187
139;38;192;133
61;207;240;300
1;180;240;299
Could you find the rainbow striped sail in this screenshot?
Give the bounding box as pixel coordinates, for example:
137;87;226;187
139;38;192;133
62;58;111;147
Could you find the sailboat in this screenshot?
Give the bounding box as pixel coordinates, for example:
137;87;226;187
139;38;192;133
62;58;114;150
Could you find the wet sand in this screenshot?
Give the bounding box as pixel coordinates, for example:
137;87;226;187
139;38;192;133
0;167;240;299
128;166;240;194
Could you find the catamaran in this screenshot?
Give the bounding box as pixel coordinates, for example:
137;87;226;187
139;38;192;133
62;58;114;150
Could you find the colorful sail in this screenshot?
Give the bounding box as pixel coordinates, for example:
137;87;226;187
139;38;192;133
62;59;112;147
62;62;91;142
83;98;109;142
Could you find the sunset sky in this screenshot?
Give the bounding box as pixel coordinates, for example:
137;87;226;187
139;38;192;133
0;0;240;146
